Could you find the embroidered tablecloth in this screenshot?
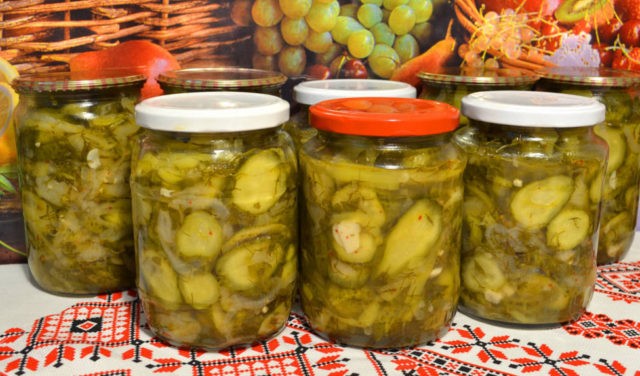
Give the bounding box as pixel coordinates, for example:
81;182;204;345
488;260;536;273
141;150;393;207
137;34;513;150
1;240;639;376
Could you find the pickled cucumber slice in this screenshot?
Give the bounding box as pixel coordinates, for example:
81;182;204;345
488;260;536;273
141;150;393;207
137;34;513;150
462;251;506;292
328;257;371;288
331;184;385;228
175;211;223;259
232;149;287;214
594;124;626;172
140;249;182;305
510;175;574;229
216;240;284;292
375;199;442;277
546;209;590;251
179;272;221;309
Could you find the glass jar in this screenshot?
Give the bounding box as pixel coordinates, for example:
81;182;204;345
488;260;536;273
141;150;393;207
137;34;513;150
131;92;297;349
454;90;607;325
418;67;539;126
157;67;288;96
12;71;144;294
299;97;464;348
286;79;416;148
536;67;640;265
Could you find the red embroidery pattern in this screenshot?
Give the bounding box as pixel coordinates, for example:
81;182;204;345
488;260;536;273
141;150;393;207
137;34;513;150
596;261;640;304
563;312;640;348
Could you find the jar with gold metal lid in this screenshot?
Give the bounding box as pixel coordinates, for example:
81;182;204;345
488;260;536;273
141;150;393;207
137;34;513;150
12;70;145;294
418;67;539;125
157;67;288;96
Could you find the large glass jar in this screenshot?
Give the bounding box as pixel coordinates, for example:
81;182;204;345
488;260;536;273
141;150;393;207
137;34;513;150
131;92;297;349
418;67;539;126
286;79;416;148
536;67;640;265
157;67;288;96
13;70;144;294
299;97;465;348
454;90;607;325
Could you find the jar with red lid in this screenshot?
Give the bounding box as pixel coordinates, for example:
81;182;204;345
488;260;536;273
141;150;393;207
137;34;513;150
299;97;465;348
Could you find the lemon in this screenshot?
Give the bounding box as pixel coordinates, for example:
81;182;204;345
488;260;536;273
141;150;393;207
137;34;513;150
0;82;16;137
0;57;19;85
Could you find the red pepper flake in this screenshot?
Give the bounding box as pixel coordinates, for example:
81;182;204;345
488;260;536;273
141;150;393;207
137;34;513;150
418;215;423;221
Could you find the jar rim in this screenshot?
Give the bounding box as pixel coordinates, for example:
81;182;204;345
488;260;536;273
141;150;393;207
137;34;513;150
135;92;290;133
13;69;146;93
418;66;539;86
537;66;640;87
309;97;459;137
157;67;287;90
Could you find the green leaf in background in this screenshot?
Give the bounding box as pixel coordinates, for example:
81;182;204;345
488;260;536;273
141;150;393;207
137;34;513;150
0;173;16;194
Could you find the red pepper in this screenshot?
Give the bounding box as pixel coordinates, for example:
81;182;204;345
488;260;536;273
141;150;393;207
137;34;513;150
69;40;181;99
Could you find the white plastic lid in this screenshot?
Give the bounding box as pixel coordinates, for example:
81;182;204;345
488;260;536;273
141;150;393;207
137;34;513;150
461;90;605;128
135;92;290;132
293;79;417;105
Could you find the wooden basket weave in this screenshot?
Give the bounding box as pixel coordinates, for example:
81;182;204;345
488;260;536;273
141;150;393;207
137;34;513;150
0;0;253;74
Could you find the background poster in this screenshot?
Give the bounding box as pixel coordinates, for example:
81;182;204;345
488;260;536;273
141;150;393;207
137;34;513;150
0;0;634;78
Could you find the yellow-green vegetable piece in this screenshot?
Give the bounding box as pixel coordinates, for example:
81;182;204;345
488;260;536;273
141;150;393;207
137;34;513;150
331;184;385;228
328;257;371;288
216;241;283;292
510;175;574;229
546;209;590;251
232;149;287;214
175;211;223;259
594;124;626;172
140;250;182;305
462;251;506;292
179;272;221;309
375;199;442;277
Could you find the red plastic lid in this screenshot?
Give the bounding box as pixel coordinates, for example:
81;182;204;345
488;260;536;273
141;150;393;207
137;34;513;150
309;97;459;137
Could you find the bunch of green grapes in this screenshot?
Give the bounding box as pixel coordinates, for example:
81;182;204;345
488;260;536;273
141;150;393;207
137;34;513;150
246;0;444;78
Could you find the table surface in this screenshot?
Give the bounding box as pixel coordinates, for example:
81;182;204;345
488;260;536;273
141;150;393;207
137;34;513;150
1;240;639;376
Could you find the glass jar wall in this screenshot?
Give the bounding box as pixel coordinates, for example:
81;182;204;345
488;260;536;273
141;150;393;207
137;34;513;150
299;97;465;348
454;90;607;325
131;92;298;349
536;67;640;265
13;70;144;294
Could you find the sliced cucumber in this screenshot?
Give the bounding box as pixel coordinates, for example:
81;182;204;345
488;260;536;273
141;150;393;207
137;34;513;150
594;124;626;172
375;199;442;277
175;211;223;259
140;249;182;305
232;149;287;214
179;272;221;309
546;209;590;251
510;175;574;229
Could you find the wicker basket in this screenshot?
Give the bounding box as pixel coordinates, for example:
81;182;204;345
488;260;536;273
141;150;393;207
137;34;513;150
0;0;253;74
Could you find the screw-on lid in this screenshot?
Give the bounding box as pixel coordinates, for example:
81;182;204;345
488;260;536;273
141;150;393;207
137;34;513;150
294;79;416;105
538;66;640;88
13;69;145;93
461;91;605;128
135;92;290;133
418;66;539;87
157;67;287;90
309;97;459;137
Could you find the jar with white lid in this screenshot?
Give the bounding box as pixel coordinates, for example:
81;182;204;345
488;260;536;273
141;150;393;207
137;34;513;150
300;97;464;348
536;67;640;265
131;92;298;349
454;90;607;325
286;79;416;148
